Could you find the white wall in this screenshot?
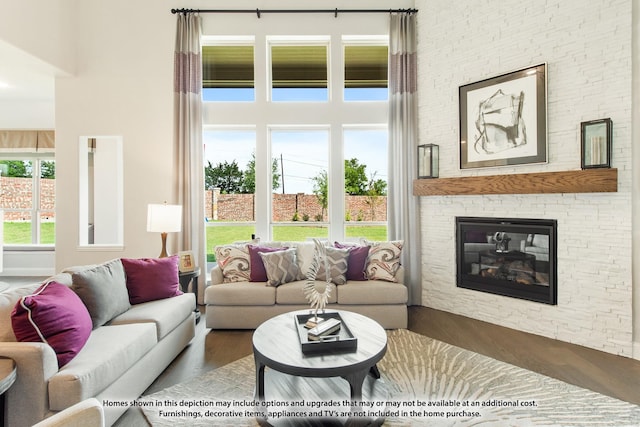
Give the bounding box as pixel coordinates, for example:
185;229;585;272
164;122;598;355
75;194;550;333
54;0;178;268
416;0;635;356
0;0;75;75
0;0;75;130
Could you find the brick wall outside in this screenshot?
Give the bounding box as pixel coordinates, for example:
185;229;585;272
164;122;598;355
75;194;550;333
0;177;55;220
206;188;387;222
2;178;385;224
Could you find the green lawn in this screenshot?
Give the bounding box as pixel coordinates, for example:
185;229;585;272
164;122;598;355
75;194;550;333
205;224;387;261
4;222;55;244
2;222;386;259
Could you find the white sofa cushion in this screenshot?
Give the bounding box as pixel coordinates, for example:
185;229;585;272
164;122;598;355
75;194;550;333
276;280;338;305
109;293;195;340
48;323;156;410
205;281;276;306
282;241;315;278
336;280;408;305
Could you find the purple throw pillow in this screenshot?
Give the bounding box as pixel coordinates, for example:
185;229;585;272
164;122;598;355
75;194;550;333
334;242;369;281
11;281;92;367
248;245;288;282
121;256;182;304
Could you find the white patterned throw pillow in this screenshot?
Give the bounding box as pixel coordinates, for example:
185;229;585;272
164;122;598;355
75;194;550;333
214;244;250;283
364;240;404;282
259;248;300;287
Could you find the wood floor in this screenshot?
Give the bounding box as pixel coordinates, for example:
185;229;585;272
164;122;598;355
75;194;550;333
114;305;640;426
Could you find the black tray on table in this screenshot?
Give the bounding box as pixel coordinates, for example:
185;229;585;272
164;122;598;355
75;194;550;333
294;311;358;354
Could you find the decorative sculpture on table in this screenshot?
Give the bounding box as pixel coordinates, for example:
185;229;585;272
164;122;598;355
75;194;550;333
494;232;511;253
304;239;333;327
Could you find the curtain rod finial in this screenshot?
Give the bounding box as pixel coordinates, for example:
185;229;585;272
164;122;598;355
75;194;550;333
171;8;196;15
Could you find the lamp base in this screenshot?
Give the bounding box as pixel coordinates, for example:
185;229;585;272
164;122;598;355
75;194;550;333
159;232;168;258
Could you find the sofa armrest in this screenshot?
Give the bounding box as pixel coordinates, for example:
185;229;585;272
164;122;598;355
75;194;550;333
209;265;224;286
33;398;104;427
0;341;59;427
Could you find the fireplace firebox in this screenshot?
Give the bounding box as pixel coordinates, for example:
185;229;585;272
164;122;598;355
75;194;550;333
456;217;557;305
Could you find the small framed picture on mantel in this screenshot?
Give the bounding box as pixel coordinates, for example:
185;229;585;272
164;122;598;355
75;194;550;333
581;118;612;169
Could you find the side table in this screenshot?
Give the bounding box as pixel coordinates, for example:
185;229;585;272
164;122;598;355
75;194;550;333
179;268;201;323
0;358;16;427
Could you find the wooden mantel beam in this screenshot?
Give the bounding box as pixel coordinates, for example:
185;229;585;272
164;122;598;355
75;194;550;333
413;168;618;196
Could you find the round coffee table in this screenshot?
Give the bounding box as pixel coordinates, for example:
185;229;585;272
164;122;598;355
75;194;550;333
252;310;388;425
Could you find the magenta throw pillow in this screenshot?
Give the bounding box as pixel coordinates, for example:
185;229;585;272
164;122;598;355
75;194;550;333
11;281;92;368
121;256;182;304
334;242;369;281
248;245;288;282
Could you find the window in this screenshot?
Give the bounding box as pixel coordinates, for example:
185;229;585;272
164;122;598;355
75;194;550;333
270;42;329;102
202;42;255;101
0;157;55;245
202;30;388;253
343;128;388;240
203;129;256;261
344;43;388;101
270;128;329;240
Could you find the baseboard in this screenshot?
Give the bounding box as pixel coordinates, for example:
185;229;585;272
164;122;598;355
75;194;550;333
632;342;640;361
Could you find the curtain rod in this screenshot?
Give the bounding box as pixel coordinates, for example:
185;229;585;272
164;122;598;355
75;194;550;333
170;8;418;18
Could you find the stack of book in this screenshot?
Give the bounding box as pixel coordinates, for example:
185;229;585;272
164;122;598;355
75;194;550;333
307;318;341;341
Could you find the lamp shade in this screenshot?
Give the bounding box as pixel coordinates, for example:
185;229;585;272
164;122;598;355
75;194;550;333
147;204;182;233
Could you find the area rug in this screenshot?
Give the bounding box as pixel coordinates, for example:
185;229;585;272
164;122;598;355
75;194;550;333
139;329;640;426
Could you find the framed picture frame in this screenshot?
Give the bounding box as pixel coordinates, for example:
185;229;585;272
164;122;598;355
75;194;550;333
580;118;612;169
459;63;547;169
178;250;196;272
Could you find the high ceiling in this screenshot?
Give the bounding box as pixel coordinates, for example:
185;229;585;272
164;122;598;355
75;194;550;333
0;39;56;124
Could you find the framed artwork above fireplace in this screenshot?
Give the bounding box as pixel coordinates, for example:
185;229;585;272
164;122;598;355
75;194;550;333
459;64;547;170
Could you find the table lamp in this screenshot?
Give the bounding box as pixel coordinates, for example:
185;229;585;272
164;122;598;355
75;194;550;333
147;203;182;258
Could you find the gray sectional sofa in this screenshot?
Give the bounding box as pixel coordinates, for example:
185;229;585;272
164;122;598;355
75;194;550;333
205;240;408;329
0;258;196;427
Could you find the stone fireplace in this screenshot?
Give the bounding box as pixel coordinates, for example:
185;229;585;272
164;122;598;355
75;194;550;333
456;217;557;305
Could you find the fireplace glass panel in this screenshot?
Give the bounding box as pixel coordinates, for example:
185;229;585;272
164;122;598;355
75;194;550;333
456;217;557;305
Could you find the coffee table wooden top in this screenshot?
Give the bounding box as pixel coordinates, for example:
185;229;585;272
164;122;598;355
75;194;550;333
252;309;387;378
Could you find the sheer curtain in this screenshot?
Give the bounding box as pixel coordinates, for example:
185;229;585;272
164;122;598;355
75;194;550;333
174;13;206;303
388;12;421;306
